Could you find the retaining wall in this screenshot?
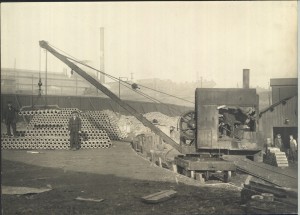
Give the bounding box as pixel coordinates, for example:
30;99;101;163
1;94;193;118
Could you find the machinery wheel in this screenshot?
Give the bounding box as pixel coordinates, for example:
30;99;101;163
179;111;196;145
223;171;232;183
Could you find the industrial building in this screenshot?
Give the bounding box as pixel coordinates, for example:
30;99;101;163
270;78;297;104
259;78;298;153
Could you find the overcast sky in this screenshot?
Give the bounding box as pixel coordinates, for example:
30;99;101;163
1;2;297;88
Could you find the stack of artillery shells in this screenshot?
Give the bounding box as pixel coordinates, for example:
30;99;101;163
264;147;289;168
84;110;127;140
2;108;112;150
19;109;62;116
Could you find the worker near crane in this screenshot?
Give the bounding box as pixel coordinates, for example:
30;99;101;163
274;134;283;152
68;110;82;150
289;135;297;162
3;101;19;137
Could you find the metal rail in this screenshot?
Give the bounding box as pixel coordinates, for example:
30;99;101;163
39;41;181;152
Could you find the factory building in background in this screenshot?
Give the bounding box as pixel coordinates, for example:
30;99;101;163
259;78;298;152
270;78;297;104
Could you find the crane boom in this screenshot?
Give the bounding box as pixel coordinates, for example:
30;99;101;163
39;40;181;152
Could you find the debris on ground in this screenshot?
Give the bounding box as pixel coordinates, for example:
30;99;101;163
75;197;104;203
2;186;52;195
141;190;177;204
117;111;180;138
241;179;298;214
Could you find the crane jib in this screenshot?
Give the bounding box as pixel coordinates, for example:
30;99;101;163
39;40;181;152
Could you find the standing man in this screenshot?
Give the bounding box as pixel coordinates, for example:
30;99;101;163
289;135;297;163
68;111;82;150
274;134;283;152
4;101;18;137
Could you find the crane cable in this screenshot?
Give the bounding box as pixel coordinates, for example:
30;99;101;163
51;43;161;105
137;84;194;104
67;54;194;108
118;80;183;115
121;83;161;103
39;47;41;80
38;47;43;95
48;44;184;115
71;57;188;114
48;43;128;86
47;43;194;107
31;48;45;107
69;55;194;106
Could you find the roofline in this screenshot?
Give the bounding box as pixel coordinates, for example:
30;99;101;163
270;78;298;86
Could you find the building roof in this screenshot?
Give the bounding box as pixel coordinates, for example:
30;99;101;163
270;78;298;86
259;95;297;117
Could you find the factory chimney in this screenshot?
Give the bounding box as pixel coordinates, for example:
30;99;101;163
100;27;105;84
243;69;250;89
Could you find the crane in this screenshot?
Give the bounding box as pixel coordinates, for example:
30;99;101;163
39;41;263;182
39;40;181;152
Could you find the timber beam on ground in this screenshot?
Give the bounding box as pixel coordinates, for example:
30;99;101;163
223;155;297;188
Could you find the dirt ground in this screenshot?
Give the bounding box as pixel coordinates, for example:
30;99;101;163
1;141;248;215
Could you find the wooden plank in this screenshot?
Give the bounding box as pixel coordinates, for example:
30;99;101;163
142;190;177;204
244;184;286;198
2;186;52;195
223;155;297;188
249;181;298;198
75;197;104;203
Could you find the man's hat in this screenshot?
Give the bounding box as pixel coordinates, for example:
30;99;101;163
72;110;79;114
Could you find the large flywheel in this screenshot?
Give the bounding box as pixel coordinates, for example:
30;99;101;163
179;111;196;145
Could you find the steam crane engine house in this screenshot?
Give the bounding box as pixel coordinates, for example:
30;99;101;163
175;87;260;182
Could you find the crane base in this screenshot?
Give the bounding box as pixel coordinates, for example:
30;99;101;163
174;154;236;182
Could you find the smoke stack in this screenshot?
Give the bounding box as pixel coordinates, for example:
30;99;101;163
243;69;250;89
100;27;105;84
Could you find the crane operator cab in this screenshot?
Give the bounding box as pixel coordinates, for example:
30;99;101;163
175;88;261;182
